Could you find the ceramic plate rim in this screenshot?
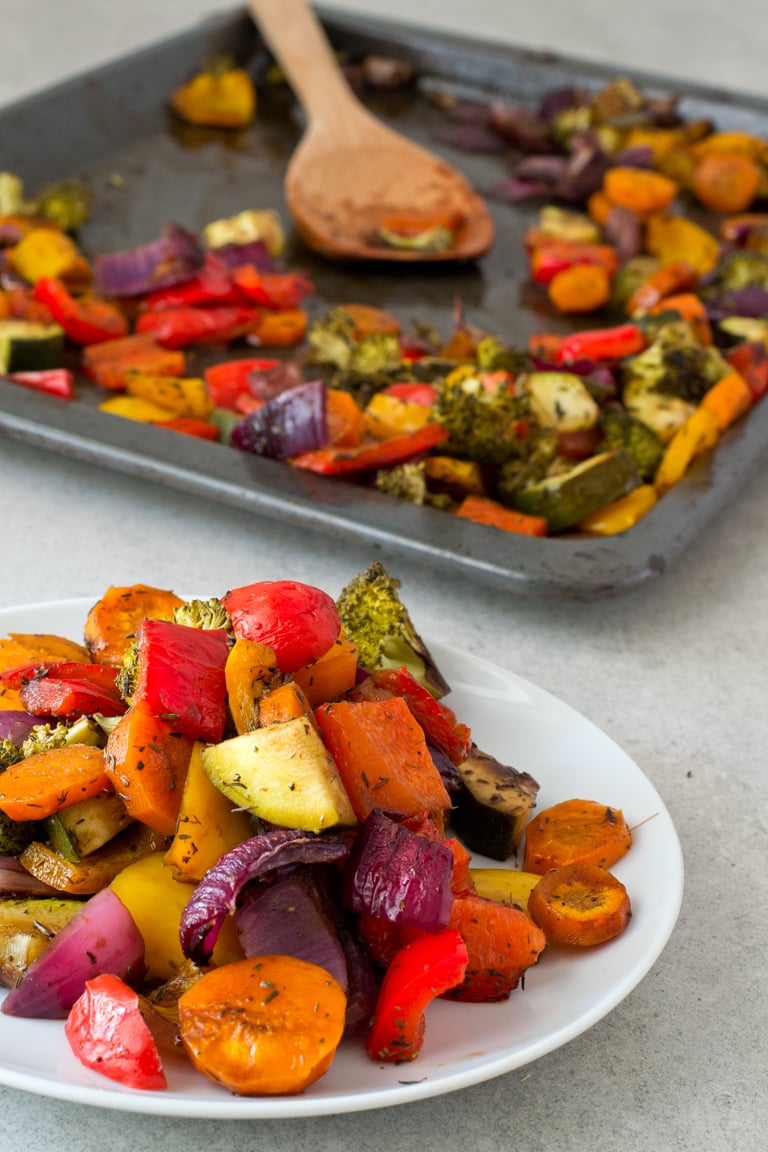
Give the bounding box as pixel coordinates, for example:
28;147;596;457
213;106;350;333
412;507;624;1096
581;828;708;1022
0;597;684;1118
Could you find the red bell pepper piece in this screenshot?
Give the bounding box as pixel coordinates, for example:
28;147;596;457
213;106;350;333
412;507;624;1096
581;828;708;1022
135;306;259;349
221;579;340;675
365;929;468;1063
231;265;314;310
555;322;646;365
19;677;128;719
0;660;122;697
142;253;248;311
204;356;280;409
133;619;230;742
290;423;449;474
380;382;437;407
725;340;768;401
65;974;167;1091
33;277;129;345
155;416;221;440
529;241;619;286
5;369;74;398
369;666;472;766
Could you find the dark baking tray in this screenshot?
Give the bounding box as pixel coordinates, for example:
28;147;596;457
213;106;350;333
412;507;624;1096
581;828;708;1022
2;5;768;599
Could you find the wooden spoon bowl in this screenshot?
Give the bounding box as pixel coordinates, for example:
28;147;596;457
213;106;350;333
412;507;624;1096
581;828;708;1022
249;0;495;262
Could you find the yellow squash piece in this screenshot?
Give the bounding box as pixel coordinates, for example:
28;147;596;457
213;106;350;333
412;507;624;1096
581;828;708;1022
169;66;256;128
578;484;658;535
164;743;254;883
7;227;91;286
644;214;721;276
654;406;720;493
363;392;433;439
99;394;177;423
470;867;541;914
202;716;357;834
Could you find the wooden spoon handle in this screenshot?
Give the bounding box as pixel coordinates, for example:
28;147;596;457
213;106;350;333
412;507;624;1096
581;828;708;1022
248;0;369;135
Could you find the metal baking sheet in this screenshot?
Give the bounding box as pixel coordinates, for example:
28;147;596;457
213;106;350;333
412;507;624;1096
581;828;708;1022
2;5;768;599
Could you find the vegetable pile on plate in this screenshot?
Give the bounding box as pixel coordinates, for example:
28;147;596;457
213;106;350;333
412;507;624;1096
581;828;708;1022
0;564;633;1095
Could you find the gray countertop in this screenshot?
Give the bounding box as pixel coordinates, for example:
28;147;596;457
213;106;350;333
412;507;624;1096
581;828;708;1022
2;3;767;1150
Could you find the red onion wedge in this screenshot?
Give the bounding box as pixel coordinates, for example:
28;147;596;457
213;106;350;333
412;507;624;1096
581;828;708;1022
179;829;350;967
231;379;328;460
0;711;40;745
342;809;454;932
94;224;203;297
1;886;145;1019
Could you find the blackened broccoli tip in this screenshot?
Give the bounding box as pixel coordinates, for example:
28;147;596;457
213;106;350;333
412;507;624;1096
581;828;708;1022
714;250;768;293
433;370;532;465
0;738;22;770
0;808;39;856
600;408;664;481
174;597;232;633
335;562;450;699
622;321;729;404
375;462;453;509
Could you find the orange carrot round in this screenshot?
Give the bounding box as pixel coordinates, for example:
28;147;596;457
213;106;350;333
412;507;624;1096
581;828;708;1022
547;263;611;314
692;152;761;214
523;797;632;874
0;744;111;821
178;955;347;1096
603;167;678;216
527;863;632;946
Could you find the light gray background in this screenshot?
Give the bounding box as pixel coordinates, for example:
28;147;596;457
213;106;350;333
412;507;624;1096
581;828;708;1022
1;3;767;1150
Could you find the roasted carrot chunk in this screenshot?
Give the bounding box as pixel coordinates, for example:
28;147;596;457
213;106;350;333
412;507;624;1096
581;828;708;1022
527;863;632;946
442;892;547;1002
257;680;311;725
104;702;195;835
523;798;632;875
178;955;346;1096
0;744;111;821
84;584;185;666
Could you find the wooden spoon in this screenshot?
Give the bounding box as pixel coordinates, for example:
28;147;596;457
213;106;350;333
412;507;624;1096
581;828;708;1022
248;0;495;262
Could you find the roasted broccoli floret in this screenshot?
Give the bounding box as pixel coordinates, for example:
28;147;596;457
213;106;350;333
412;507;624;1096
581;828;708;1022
433;369;532;465
600;407;664;481
711;250;768;293
20;715;104;758
34;179;92;231
495;430;560;504
115;639;139;702
174;597;233;632
475;335;531;376
375;462;453;509
307;307;357;371
336;562;450;698
621;321;729;404
0;809;40;856
0;739;22;770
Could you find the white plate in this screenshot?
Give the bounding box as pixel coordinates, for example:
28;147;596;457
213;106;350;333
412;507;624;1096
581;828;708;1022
0;597;683;1118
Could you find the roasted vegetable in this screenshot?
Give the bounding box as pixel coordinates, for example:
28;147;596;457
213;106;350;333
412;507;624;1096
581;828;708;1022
0;896;84;988
600;407;664;480
0;319;65;374
335;561;449;697
432;368;531;465
449;746;540;861
173;597;232;633
621;321;729;404
514;449;639;534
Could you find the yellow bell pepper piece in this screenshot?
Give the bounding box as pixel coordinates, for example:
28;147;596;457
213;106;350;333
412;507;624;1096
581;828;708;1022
8;227;92;286
125;372;213;419
364;392;433;439
169;66;256;128
644;214;721;276
164;743;253;883
424;455;486;499
111;851;243;981
99;395;177;423
470;868;541;914
578;484;658;535
654;406;720;494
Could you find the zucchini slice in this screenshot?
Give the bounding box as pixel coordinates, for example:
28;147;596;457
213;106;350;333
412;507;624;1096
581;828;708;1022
514;449;639;534
0;320;66;374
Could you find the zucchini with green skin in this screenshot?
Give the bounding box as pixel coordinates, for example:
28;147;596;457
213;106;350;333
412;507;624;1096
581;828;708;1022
0;320;66;373
514;449;639;534
449;747;539;862
46;793;133;861
524;371;600;433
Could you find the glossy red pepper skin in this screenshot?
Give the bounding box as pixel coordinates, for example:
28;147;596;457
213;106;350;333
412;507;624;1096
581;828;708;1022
365;929;468;1063
204;357;280;409
221;579;340;675
725;340;768;401
555;322;646;365
156;416;221;440
0;660;122;696
290;423;449;475
135;305;259;349
142;254;248;311
19;677;128;719
380;382;437;407
231;265;314;310
133;619;230;743
5;369;74;398
529;241;619;286
369;666;472;766
65;974;167;1091
33;277;129;345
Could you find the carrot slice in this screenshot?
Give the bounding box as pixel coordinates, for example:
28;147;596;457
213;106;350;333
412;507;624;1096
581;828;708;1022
700;370;753;430
692;152;762;214
178;955;346;1096
455;495;548;536
84;585;185;666
258;680;311;725
523;798;632;875
547;263;612;314
527;863;632;946
0;744;111;821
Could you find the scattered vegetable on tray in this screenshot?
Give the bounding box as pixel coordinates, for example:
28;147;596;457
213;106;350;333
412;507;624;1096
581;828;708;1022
0;562;636;1094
